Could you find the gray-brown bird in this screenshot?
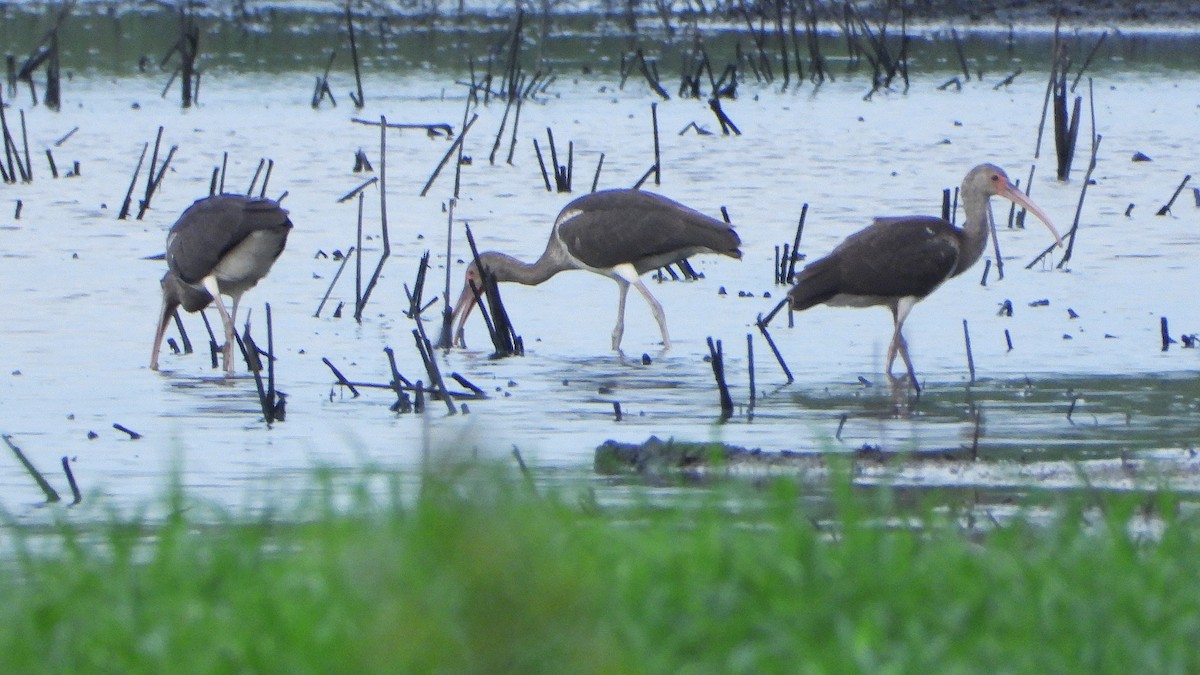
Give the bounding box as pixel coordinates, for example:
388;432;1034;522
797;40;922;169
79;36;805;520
449;189;742;351
787;163;1061;387
150;194;292;376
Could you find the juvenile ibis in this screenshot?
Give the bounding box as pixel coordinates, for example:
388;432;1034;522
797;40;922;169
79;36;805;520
449;189;742;351
150;194;292;377
787;163;1061;388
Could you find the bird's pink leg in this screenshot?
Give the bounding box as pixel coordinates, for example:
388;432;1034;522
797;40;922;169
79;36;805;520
630;278;670;350
887;297;920;391
612;279;630;351
203;275;237;377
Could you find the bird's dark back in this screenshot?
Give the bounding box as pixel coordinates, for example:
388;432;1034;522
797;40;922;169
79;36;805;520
790;216;960;310
166;194;292;284
554;189;741;271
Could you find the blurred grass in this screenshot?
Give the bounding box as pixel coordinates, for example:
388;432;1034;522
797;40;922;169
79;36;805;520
2;464;1199;673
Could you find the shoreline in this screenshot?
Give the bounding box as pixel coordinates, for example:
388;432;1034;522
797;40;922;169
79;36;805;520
5;1;1200;30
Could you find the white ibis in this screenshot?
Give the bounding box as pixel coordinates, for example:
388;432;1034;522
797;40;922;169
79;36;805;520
449;189;742;351
787;163;1062;387
150;194;292;377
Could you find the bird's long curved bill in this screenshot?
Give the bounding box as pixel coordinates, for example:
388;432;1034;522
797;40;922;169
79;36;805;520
448;281;480;347
999;183;1063;247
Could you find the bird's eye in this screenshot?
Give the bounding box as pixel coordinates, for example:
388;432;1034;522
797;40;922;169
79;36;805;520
990;174;999;181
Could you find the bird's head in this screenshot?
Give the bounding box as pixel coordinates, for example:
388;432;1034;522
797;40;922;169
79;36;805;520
448;253;502;348
161;271;213;313
966;163;1063;247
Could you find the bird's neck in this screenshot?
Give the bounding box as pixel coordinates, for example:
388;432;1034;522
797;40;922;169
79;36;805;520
478;249;564;286
954;192;993;276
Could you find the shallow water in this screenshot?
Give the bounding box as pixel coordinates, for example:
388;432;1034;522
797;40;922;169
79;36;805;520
1;14;1199;523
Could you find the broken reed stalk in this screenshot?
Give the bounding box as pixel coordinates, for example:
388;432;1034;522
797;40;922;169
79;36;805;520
992;67;1022;90
545;127;569;191
171;310;193;354
405;253;457;414
501;9;525;101
405;251;432;318
452;98;472;199
590;153;605;193
436;199;457;348
322;357;361;396
236;318;276;425
505;92;524;165
246;157;266;196
259;159;274;198
651;102;661;184
350;118;454;136
970;405;983;460
532;138;552;191
412;329;457;415
356;116;392;321
1070;31;1107;92
314;245;355;317
642;51;670;101
112;423;142;439
136;126;178;219
161;5;200;108
337;176;378;203
449;373;485;398
706;337;734;419
489;81;518;165
707;97;742;135
1032;55;1059;160
420;113;478;197
1026;136;1103;269
4;434;61;503
1055;134;1102;269
746;333;756;406
354;192;364;318
773;0;790;89
384;346;415;413
632;164;657;190
312;50;337;108
987;203;1005;281
117;142;148;219
18;110;31;180
1155;174;1191;216
61;456;82;505
962;319;975;384
785;204;808;283
951;28;970;81
199;310;220;369
756;302;794;383
464;223;522;357
345;2;365;107
266;303;277;415
1053;71;1082;181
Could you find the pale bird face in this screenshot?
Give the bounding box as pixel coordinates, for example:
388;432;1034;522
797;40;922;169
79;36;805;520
970;163;1063;248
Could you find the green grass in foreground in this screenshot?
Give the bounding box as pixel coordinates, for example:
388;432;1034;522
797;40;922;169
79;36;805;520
3;467;1200;673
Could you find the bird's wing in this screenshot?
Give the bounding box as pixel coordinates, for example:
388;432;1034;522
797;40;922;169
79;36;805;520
556;190;741;271
166;195;292;284
790;216;960;309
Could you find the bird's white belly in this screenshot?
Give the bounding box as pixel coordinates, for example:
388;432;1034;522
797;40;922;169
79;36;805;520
825;293;895;308
212;230;281;295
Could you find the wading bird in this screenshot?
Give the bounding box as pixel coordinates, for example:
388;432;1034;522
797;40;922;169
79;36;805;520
786;163;1061;389
449;189;742;351
150;194;292;377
